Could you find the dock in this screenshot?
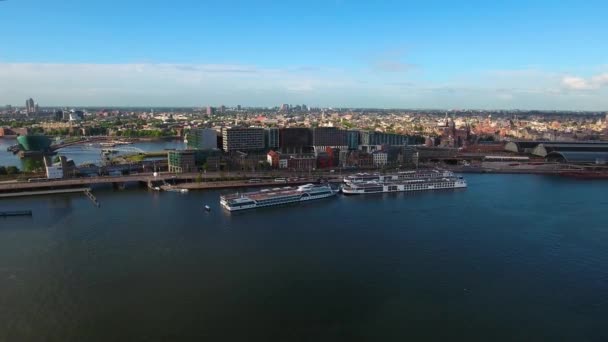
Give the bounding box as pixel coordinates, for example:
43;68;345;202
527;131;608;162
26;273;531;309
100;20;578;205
0;210;33;217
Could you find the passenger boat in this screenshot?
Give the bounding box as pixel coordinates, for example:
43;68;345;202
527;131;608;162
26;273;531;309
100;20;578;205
220;184;336;211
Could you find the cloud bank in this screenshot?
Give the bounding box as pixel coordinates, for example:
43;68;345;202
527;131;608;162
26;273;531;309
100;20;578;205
0;63;607;110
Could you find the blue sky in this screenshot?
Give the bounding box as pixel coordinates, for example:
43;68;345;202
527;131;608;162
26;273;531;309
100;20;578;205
1;0;607;109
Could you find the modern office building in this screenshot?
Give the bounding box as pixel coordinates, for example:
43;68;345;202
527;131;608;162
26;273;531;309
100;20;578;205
222;127;265;152
360;131;409;146
265;127;280;150
187;128;217;150
168;150;196;173
279;128;312;153
312;127;347;150
346;130;360;150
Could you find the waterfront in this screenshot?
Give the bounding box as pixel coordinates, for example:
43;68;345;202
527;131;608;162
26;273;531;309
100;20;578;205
0;138;185;170
0;174;607;340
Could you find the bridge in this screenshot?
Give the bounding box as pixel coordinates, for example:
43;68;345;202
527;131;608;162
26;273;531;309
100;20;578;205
0;171;343;192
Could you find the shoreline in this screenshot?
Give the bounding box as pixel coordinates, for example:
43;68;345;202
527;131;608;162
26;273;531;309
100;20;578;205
1;167;607;198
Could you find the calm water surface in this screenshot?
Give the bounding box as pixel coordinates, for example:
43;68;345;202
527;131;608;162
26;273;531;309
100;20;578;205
0;174;607;341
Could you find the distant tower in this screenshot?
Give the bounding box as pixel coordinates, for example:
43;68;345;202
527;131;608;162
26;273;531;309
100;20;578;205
206;106;214;115
25;98;35;115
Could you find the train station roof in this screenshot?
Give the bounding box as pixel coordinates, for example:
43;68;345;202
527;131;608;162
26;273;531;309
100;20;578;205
545;151;608;164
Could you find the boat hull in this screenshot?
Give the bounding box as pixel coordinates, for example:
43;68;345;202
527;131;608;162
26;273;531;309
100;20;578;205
342;182;467;195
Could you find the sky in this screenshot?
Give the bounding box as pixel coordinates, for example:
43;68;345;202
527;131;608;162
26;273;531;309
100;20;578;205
1;0;607;110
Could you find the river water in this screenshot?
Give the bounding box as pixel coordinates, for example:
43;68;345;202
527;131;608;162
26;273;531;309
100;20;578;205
0;174;607;341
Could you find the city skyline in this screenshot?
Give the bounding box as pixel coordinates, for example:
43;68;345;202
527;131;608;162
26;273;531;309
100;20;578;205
1;0;608;110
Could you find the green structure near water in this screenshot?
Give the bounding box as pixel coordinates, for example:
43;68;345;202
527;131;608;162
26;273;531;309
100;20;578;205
17;135;52;152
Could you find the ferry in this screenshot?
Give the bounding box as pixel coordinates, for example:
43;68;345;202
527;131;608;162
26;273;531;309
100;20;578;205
220;184;337;211
342;177;467;195
344;169;455;184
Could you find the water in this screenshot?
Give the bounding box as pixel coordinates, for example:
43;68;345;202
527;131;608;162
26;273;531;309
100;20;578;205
0;174;607;341
0;138;185;170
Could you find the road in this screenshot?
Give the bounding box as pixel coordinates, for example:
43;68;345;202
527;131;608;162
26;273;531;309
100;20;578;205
0;171;347;192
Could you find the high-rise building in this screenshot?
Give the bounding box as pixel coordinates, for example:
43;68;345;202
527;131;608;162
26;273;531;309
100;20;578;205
220;105;226;113
206;106;215;115
237;105;242;111
265;127;279;150
302;104;307;111
280;104;289;112
222;127;265;152
54;110;63;121
25;98;35;115
187;128;218;150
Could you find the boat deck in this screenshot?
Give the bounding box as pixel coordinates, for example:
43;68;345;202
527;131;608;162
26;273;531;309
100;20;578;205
222;186;299;202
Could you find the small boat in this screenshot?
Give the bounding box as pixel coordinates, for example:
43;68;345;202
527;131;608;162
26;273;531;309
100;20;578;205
180;189;189;194
204;205;211;211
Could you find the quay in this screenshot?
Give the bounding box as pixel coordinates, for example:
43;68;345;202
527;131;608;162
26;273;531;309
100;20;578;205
0;210;33;217
178;178;326;190
0;172;343;194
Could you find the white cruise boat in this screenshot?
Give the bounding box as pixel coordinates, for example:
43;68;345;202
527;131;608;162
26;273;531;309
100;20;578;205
344;169;455;184
220;184;337;211
341;176;467;195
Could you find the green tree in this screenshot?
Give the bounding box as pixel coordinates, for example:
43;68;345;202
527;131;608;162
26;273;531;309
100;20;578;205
0;166;6;175
6;166;20;175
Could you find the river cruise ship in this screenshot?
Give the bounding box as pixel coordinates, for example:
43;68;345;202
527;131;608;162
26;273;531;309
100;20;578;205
344;169;455;184
220;184;337;211
342;176;467;195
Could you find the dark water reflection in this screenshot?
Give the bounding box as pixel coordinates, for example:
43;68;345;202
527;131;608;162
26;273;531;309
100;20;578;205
0;174;607;341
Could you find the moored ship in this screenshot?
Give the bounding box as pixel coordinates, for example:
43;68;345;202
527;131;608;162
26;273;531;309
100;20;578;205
342;177;467;194
342;169;467;195
344;169;455;184
220;184;337;211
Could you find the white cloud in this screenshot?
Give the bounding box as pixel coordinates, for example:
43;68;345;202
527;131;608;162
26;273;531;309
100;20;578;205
561;73;608;90
0;63;607;110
